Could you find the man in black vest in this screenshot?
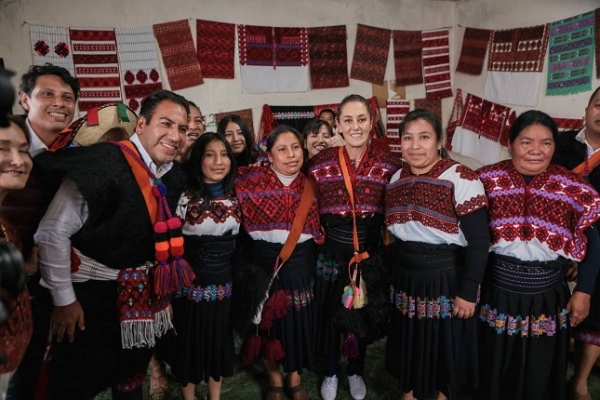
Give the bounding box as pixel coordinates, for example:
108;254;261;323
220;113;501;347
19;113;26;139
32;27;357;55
554;86;600;400
35;89;190;399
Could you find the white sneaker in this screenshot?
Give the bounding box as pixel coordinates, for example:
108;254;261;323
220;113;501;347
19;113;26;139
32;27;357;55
348;374;367;400
320;375;339;400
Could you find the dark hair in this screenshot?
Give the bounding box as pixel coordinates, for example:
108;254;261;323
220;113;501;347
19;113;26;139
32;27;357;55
7;115;30;145
508;110;558;145
217;114;254;167
139;90;190;124
588;87;600;106
337;94;372;121
302;119;333;140
187;100;201;115
183;132;236;209
19;63;80;100
266;125;304;154
400;109;443;142
319;108;336;119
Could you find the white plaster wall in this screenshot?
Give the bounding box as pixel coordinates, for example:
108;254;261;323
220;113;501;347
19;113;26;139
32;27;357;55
454;0;600;120
0;0;454;129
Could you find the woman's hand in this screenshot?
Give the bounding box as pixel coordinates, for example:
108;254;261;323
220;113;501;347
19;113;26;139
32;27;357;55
452;296;476;319
567;291;591;327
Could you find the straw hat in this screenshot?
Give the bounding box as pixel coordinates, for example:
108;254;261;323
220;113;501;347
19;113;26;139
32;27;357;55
71;102;137;147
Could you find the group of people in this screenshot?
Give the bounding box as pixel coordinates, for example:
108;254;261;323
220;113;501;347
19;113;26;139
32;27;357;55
1;61;600;400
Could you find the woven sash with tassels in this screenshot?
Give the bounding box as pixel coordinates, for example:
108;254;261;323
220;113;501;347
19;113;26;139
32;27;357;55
241;178;315;365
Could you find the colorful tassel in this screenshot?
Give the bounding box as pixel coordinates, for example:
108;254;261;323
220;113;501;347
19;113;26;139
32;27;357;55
241;335;263;365
263;338;285;361
265;289;290;319
341;332;359;358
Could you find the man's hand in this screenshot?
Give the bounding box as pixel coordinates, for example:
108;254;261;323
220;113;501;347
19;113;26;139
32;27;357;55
324;135;345;148
24;245;40;277
452;296;476;319
51;301;85;343
567;291;591;327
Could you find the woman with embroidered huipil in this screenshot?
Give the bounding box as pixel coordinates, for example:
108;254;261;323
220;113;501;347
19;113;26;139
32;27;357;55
168;132;240;400
307;94;401;400
0;116;34;399
384;109;490;400
235;125;323;400
476;110;600;400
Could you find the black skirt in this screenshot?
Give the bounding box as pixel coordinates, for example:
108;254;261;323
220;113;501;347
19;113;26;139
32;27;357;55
385;240;477;400
477;254;570;400
314;214;384;356
251;239;316;373
169;234;237;384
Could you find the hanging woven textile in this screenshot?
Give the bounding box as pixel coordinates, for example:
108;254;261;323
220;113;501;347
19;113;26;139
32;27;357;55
350;24;391;85
196;19;236;79
456;27;492;75
451;92;515;166
29;24;75;77
546;11;595;96
307;25;349;89
153;20;203;91
385;99;410;154
445;89;463;150
484;24;549;106
69;27;123;112
115;26;163;113
421;28;453;99
392;30;423;86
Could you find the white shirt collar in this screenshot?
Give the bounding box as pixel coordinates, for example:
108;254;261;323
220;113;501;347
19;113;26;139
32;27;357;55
129;133;173;179
575;127;600;156
26;119;49;157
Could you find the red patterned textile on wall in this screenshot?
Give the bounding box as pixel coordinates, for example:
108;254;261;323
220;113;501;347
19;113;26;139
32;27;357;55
69;28;123;112
238;25;309;93
385;99;410;154
153;20;203;90
487;25;549;73
350;24;391;85
414;98;442;122
307;25;349;89
392;30;423;86
459;93;514;147
456;27;492;75
313;103;340;118
554;117;584;131
421;29;453;99
115;26;163;113
196;20;235;79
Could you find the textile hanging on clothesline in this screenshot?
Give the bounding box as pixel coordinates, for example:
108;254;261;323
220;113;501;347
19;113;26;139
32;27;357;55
455;27;492;75
392;30;423;86
238;25;309;93
595;8;600;79
196;20;235;79
385;99;410;154
484;24;549;106
414;98;442;122
69;28;123;112
546;11;595;96
153;20;203;91
350;24;391;85
115;27;163;113
29;25;75;77
421;28;453;100
214;108;256;142
451;92;515;166
307;25;349;89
